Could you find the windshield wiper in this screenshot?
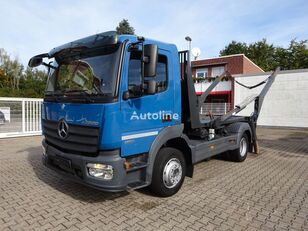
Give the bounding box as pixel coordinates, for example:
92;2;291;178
63;89;91;94
45;89;111;103
55;46;87;59
44;90;64;102
62;89;95;103
45;90;62;95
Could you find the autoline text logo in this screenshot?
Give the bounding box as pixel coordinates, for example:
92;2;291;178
130;111;179;120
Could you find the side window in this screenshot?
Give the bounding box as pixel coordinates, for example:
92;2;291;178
196;68;208;79
128;51;168;94
150;55;167;92
128;58;142;89
211;66;225;77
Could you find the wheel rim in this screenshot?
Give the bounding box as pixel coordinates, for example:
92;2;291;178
163;158;182;189
240;137;247;157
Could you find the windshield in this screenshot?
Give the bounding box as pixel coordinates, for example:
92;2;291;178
45;44;121;100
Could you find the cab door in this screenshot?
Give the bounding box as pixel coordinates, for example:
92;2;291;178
120;48;176;157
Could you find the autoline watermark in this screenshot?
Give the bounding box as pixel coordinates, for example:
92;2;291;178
130;111;179;120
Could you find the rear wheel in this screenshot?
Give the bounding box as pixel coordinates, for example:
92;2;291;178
149;147;186;197
230;133;249;162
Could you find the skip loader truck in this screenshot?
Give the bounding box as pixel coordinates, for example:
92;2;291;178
29;31;277;197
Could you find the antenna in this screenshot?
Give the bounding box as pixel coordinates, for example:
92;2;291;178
191;47;201;60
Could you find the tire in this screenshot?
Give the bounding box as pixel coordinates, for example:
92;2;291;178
230;133;249;162
149;147;186;197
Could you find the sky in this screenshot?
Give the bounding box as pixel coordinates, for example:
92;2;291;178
0;0;307;65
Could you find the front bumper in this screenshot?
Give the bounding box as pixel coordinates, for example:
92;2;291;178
42;139;127;192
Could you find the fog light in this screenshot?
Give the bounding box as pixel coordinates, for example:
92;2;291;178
87;163;113;180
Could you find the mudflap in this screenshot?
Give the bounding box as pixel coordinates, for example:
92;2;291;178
254;140;260;154
249;119;260;154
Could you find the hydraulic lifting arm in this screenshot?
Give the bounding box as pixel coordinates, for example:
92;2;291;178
179;50;231;130
179;49;278;144
217;67;279;125
217;67;279;154
252;67;280;120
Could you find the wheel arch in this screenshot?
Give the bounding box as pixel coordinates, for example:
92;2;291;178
146;124;193;184
165;137;193;177
226;122;253;151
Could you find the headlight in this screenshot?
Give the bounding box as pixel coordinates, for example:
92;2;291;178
86;163;113;180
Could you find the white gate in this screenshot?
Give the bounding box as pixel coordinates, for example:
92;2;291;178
0;97;43;138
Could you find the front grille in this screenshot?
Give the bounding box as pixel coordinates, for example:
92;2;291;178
43;119;100;156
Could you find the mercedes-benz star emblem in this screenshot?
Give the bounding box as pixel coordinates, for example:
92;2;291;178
58;120;69;139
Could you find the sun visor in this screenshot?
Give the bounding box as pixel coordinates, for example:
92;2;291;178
48;31;118;58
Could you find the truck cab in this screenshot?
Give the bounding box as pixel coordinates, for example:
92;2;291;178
29;31;276;196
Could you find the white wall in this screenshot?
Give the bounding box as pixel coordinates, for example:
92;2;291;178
234;69;308;128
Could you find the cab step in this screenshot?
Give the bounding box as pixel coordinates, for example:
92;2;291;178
127;181;149;190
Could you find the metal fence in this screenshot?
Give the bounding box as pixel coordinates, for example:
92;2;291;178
200;103;231;116
0;97;43;138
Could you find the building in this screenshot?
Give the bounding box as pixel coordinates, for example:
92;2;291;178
192;54;264;115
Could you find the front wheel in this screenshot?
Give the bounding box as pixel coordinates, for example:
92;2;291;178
230;133;249;162
149;147;186;197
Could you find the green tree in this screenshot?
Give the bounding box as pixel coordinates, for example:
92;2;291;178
20;67;47;97
0;48;47;98
220;39;308;71
220;41;248;56
247;39;275;71
273;46;289;70
0;49;23;90
287;39;308;69
116;19;135;35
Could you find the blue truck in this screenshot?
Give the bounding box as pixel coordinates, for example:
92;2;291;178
28;31;277;196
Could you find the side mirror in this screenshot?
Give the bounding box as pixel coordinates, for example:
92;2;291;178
144;44;158;77
146;80;156;94
28;53;49;68
123;85;143;100
28;57;42;68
